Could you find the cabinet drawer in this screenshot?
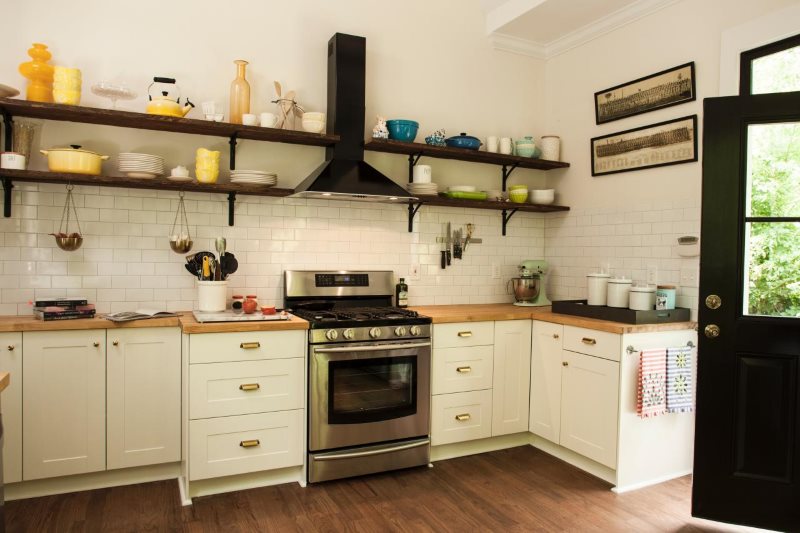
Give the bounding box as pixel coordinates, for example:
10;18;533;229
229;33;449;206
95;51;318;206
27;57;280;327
189;409;303;480
189;330;305;364
563;325;621;362
433;322;494;349
431;389;492;446
190;358;304;419
432;345;493;395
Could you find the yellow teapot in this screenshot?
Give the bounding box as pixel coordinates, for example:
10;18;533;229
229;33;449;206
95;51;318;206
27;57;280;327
146;77;194;117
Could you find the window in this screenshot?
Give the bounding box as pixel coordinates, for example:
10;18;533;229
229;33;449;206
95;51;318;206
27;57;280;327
740;33;800;95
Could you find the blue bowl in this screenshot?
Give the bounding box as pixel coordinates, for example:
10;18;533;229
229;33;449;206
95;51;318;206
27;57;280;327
387;119;419;142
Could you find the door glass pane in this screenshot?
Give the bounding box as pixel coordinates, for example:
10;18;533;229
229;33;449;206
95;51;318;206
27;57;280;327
746;123;800;217
751;44;800;94
743;222;800;317
329;356;416;423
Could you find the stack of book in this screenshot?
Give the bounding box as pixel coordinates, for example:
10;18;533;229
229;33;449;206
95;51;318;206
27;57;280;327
33;298;96;321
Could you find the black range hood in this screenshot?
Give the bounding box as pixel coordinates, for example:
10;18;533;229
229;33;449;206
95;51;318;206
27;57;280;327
292;33;417;202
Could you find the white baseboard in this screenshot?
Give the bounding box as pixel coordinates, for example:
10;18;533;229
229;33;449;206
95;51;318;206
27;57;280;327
612;469;692;493
529;436;617;485
5;462;181;501
185;466;303;500
431;433;532;462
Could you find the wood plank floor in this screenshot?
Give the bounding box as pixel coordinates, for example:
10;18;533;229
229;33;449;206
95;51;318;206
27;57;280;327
6;446;747;532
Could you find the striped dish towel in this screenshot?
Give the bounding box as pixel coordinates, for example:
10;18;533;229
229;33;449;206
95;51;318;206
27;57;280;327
638;349;667;418
666;346;694;413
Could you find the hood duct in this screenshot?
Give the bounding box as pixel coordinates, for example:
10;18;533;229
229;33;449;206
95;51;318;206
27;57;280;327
292;33;417;202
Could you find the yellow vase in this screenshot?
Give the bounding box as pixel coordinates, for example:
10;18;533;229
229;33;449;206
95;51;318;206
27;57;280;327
229;60;250;125
18;43;54;103
195;148;220;184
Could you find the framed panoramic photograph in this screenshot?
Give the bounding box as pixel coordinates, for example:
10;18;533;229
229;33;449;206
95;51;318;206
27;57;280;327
591;115;698;176
594;62;696;124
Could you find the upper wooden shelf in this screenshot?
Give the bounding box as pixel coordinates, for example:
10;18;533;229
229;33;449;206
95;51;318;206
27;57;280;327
413;194;569;213
364;138;570;170
0;98;339;147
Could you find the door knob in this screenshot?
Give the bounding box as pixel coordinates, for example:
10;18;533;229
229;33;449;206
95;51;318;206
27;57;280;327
705;295;721;309
704;324;721;339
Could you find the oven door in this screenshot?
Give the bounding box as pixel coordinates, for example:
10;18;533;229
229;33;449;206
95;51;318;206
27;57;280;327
309;340;431;452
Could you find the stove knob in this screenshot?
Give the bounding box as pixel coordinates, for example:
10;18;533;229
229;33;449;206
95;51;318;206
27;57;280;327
394;326;407;337
409;326;421;336
369;327;382;339
342;328;355;340
325;329;339;341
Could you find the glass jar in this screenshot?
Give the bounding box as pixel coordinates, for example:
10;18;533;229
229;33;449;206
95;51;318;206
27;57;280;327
231;294;244;314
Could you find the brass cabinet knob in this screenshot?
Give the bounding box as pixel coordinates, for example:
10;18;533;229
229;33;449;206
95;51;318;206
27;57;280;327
93;342;101;347
705;295;722;310
553;334;560;339
562;361;569;366
704;324;721;339
112;340;119;346
7;345;14;352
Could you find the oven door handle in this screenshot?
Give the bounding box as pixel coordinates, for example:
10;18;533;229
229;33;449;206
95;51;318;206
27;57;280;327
314;342;431;353
314;439;430;461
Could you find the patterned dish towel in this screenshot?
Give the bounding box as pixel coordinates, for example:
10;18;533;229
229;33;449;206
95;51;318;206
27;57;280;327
666;346;694;413
637;349;667;418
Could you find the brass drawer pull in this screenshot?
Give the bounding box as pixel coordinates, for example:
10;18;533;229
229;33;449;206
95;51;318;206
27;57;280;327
239;439;260;448
457;331;472;338
239;383;260;391
7;345;14;352
240;342;261;349
581;337;597;345
456;366;472;374
455;413;471;422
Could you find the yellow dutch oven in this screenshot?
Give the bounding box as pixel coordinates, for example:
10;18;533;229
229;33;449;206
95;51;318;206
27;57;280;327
40;145;109;175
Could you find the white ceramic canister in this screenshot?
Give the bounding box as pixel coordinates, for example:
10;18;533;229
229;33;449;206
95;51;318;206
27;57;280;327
586;273;610;306
607;277;633;308
197;280;228;312
412;164;432;183
540;135;561;161
629;284;656;310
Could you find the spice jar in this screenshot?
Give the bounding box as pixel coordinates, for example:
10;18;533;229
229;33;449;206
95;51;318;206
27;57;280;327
243;295;258;314
232;295;244;314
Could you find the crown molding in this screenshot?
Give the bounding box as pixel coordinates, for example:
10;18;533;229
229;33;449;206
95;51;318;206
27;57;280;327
489;0;680;60
489;32;547;60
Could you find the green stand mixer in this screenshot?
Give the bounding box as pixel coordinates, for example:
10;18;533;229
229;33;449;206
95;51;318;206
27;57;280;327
508;260;550;306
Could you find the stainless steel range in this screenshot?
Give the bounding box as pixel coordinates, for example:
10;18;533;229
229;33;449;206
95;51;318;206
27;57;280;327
285;270;431;483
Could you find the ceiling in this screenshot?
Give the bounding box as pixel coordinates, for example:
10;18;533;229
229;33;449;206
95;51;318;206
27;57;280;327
483;0;679;59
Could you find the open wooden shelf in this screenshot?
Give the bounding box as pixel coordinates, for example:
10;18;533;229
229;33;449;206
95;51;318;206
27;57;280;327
365;138;570;170
416;194;568;213
0;98;339;147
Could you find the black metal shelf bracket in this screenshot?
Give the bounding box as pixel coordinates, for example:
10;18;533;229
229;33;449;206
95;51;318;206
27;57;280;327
501;162;520;191
229;132;239;170
502;208;518;236
2;178;12;218
408;152;423;174
227;192;236;226
407;202;423;232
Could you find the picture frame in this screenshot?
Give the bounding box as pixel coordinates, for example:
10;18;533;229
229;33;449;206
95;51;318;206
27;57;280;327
594;62;696;124
591;115;698;176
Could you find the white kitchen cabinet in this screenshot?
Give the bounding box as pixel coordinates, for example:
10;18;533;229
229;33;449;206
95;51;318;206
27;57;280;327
431;345;493;395
107;327;181;470
560;349;620;469
491;320;531;436
0;332;22;483
23;329;106;480
431;389;493;446
529;321;563;443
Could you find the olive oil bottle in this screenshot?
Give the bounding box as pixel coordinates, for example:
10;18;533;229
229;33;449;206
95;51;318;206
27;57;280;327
396;278;408;308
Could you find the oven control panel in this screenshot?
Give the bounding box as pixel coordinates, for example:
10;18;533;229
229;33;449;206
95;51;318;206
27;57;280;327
309;324;431;344
315;273;369;287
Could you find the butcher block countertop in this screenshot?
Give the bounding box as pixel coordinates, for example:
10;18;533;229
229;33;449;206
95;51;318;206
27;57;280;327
0;313;309;333
410;304;696;334
0;372;9;394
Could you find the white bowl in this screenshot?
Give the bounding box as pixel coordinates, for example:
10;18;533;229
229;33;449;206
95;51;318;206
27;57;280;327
448;185;477;192
530;189;555;204
302;119;325;133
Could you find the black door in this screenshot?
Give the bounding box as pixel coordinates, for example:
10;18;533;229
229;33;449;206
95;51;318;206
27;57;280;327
693;91;800;531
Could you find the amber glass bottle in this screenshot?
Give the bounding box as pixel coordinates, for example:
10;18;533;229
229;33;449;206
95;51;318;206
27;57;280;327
229;60;250;124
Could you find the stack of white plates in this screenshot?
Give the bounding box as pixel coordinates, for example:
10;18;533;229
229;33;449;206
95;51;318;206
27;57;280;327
118;152;164;179
406;182;438;196
230;170;277;187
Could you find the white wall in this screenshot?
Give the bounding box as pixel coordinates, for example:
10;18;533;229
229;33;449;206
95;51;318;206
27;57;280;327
1;0;548;313
540;0;796;311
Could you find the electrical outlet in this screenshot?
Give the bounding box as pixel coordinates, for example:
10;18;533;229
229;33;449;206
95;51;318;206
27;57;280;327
409;264;421;281
491;263;500;279
646;265;658;285
680;266;699;288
